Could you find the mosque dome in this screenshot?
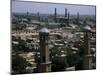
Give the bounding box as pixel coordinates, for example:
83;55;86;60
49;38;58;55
39;27;49;33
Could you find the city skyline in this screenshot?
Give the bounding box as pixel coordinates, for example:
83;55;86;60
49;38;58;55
12;1;96;15
11;1;96;74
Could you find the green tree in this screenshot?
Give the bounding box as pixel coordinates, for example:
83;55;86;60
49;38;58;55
12;54;32;74
50;46;67;71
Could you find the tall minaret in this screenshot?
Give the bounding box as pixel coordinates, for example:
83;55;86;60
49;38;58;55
82;25;92;69
77;12;79;25
65;8;67;17
54;8;57;23
39;27;51;72
37;12;40;21
67;12;70;26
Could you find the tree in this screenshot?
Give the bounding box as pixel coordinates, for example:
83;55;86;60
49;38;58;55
12;54;32;74
50;46;67;71
51;56;67;72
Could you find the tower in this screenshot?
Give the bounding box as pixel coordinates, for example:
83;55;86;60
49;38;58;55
82;25;92;69
54;8;57;23
77;12;79;25
67;12;70;26
39;27;51;72
37;12;40;21
65;8;67;17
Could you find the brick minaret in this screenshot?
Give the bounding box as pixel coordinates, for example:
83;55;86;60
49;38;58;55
65;8;67;17
54;8;57;23
82;25;92;69
39;27;51;72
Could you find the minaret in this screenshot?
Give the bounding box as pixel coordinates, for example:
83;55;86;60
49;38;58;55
67;12;70;26
82;25;92;69
39;27;51;72
54;8;57;23
37;12;40;21
27;11;31;23
77;12;79;25
65;8;67;17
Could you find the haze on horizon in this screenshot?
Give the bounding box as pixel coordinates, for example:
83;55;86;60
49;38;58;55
12;1;96;15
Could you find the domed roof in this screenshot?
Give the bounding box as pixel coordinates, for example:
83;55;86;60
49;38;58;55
83;25;91;32
39;27;49;33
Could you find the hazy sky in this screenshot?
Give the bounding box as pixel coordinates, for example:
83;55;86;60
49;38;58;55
12;1;96;15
